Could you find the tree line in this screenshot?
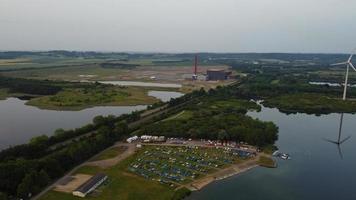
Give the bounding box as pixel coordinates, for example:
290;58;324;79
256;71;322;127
0;76;62;95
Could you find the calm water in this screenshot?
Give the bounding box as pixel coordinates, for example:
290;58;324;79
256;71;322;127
0;98;145;149
148;91;184;102
0;91;183;149
99;81;182;88
309;81;356;87
187;106;356;200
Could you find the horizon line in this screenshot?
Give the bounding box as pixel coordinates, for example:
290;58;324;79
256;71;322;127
0;50;351;55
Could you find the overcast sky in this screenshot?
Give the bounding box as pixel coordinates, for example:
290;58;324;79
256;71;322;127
1;0;355;53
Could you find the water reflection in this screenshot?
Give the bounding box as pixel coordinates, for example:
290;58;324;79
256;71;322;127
323;113;351;159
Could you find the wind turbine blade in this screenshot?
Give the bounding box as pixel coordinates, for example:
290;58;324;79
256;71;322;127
323;138;338;144
337;145;343;159
349;62;356;71
348;54;353;62
331;62;348;66
340;136;351;144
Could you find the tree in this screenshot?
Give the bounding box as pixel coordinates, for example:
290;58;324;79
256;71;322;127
39;158;64;179
37;170;50;187
114;121;128;136
0;192;8;200
29;135;48;147
93;115;105;126
54;128;65;137
17;172;34;199
218;129;228;145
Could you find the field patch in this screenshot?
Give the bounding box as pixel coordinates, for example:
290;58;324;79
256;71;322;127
163;110;193;121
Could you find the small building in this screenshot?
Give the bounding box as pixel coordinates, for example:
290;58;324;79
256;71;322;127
72;173;108;198
140;135;166;143
127;135;138;143
207;69;228;81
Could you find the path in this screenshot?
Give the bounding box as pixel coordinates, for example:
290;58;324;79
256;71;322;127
86;143;136;168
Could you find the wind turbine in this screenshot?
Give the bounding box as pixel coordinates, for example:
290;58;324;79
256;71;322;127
324;52;355;158
324;113;351;159
331;52;356;100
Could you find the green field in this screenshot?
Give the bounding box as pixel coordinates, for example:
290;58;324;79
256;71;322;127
89;146;128;162
26;86;159;110
207;99;261;111
163;110;193;121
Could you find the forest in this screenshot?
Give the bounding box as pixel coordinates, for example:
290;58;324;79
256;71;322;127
0;76;62;96
137;86;278;147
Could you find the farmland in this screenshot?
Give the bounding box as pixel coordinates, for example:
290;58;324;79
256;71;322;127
0;52;234;96
0;52;228;83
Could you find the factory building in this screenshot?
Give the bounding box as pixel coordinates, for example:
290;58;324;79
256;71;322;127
207;69;229;81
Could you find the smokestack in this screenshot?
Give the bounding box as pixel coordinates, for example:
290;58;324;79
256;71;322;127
194;54;198;75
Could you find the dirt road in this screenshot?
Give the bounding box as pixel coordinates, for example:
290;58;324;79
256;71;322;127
86;143;136;168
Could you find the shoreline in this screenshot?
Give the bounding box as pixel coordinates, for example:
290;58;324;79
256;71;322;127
187;160;259;191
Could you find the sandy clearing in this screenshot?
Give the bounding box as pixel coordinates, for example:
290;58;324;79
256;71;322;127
53;174;92;193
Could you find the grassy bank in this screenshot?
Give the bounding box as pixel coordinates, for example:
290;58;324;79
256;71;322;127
26;86;159;111
0;89;8;100
263;93;356;114
258;155;276;168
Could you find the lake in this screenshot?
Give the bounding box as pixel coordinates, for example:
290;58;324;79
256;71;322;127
0;91;183;150
309;81;356;87
99;81;182;88
187;105;356;200
148;90;184;102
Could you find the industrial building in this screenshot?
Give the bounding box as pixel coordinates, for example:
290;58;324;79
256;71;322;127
207;69;229;81
72;173;108;198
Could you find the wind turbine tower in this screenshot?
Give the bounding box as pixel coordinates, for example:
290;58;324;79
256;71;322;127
331;52;356;100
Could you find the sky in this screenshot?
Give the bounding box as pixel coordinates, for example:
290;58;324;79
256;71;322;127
1;0;356;53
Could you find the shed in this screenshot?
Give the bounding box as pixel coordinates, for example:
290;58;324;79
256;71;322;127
72;173;108;198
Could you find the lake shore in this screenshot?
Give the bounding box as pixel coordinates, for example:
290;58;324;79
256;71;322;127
186;153;270;191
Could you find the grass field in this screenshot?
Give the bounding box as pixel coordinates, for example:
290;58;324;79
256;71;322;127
39;149;186;200
39;145;253;200
206;99;261;111
26;86;159;110
90;146;128;162
163;110;193;121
